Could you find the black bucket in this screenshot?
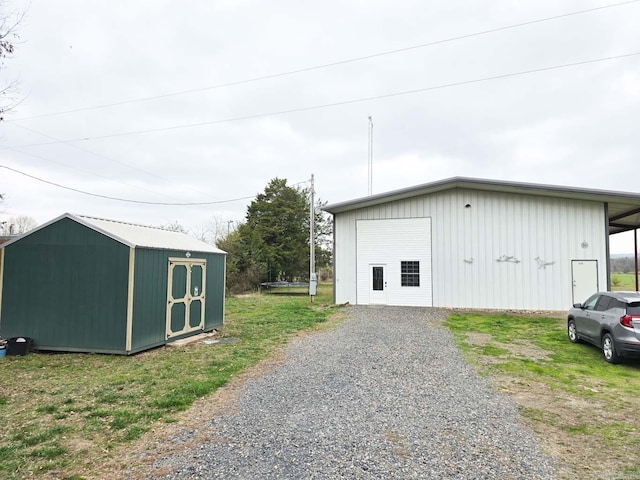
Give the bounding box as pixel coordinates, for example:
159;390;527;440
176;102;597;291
7;337;32;356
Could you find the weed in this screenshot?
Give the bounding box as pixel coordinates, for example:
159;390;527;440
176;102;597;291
36;404;58;414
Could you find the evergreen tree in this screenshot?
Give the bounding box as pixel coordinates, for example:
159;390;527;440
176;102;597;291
224;178;332;291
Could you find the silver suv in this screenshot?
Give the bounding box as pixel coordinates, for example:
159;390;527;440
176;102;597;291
567;291;640;363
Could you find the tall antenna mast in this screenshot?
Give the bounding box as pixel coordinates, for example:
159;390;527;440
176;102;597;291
309;173;317;302
310;173;315;279
368;115;374;196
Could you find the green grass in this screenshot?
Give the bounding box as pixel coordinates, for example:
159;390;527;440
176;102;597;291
445;312;640;478
611;273;638;290
0;283;337;479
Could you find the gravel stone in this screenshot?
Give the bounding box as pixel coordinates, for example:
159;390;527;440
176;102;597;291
151;305;557;479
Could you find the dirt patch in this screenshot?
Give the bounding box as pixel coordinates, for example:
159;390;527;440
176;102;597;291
464;332;552;362
445;307;566;319
461;331;640;479
491;375;639;480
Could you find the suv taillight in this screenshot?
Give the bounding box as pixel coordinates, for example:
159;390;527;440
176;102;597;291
620;315;639;328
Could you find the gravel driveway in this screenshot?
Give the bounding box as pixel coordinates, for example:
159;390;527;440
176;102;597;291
150;306;556;479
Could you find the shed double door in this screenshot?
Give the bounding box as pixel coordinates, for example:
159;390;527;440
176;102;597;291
166;258;206;339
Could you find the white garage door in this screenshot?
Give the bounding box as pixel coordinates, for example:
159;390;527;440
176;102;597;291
356;218;432;306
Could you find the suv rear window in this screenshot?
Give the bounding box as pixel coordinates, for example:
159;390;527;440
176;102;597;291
627;303;640;316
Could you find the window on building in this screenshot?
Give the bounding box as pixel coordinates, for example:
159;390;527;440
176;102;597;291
401;261;420;287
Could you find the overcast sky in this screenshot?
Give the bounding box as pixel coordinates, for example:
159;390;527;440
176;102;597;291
1;0;639;252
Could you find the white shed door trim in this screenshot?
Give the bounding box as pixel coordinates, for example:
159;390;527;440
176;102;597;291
356;218;432;306
166;258;207;339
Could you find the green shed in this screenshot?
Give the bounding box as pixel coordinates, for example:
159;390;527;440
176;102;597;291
0;213;226;355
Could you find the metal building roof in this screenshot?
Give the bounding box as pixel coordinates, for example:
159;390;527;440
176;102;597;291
1;213;226;254
323;177;640;235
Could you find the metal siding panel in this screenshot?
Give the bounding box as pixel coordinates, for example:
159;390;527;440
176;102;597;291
130;249;225;352
205;254;225;330
334;187;608;310
427;189;607;310
334;212;358;304
0;218;129;352
131;249;167;351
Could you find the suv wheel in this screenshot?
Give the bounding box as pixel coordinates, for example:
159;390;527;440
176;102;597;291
602;333;620;364
568;319;580;343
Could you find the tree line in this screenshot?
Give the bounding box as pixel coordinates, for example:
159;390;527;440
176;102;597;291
610;256;639;274
218;178;332;294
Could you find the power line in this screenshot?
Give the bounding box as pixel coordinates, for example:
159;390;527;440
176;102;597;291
4;52;638;149
7;0;639;123
4;147;184;202
7;122;226;201
0;165;256;205
8;122;182;185
0;164;310;206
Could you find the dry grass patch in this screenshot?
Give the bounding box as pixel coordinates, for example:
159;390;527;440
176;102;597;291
447;312;640;480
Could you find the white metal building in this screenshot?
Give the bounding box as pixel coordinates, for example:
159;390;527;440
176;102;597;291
324;177;640;311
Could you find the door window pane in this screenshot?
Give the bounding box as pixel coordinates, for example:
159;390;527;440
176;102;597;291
372;267;384;291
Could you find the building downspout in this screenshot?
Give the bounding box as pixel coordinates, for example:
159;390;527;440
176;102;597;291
332;214;337;304
635;228;639;292
605;203;611;292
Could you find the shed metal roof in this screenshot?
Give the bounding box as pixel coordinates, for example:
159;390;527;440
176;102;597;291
1;213;226;254
323;177;640;235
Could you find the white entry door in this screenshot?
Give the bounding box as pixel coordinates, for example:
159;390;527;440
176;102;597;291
571;260;598;304
369;264;387;304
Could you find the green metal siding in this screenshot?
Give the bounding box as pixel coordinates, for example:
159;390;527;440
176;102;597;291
130;249;225;353
0;218;129;353
205;254;226;329
130;248;169;351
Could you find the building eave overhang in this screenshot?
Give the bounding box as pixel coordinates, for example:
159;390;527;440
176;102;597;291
322;177;640;235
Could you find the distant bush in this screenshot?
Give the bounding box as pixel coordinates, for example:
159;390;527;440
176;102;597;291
610;256;637;274
319;266;332;282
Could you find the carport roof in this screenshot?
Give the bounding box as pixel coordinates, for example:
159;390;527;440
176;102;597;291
323;177;640;235
1;213;227;253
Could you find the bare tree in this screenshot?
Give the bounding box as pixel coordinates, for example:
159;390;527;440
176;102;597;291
191;215;237;246
1;3;25;121
162;220;188;234
7;215;36;233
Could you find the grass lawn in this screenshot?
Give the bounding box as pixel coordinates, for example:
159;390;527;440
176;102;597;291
7;286;640;480
611;273;639;291
445;312;640;480
0;283;337;480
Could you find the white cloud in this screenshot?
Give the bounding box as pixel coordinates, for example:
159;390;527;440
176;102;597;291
1;0;640;252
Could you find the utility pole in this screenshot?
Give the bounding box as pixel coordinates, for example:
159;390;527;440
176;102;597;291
368;115;374;196
309;174;317;302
